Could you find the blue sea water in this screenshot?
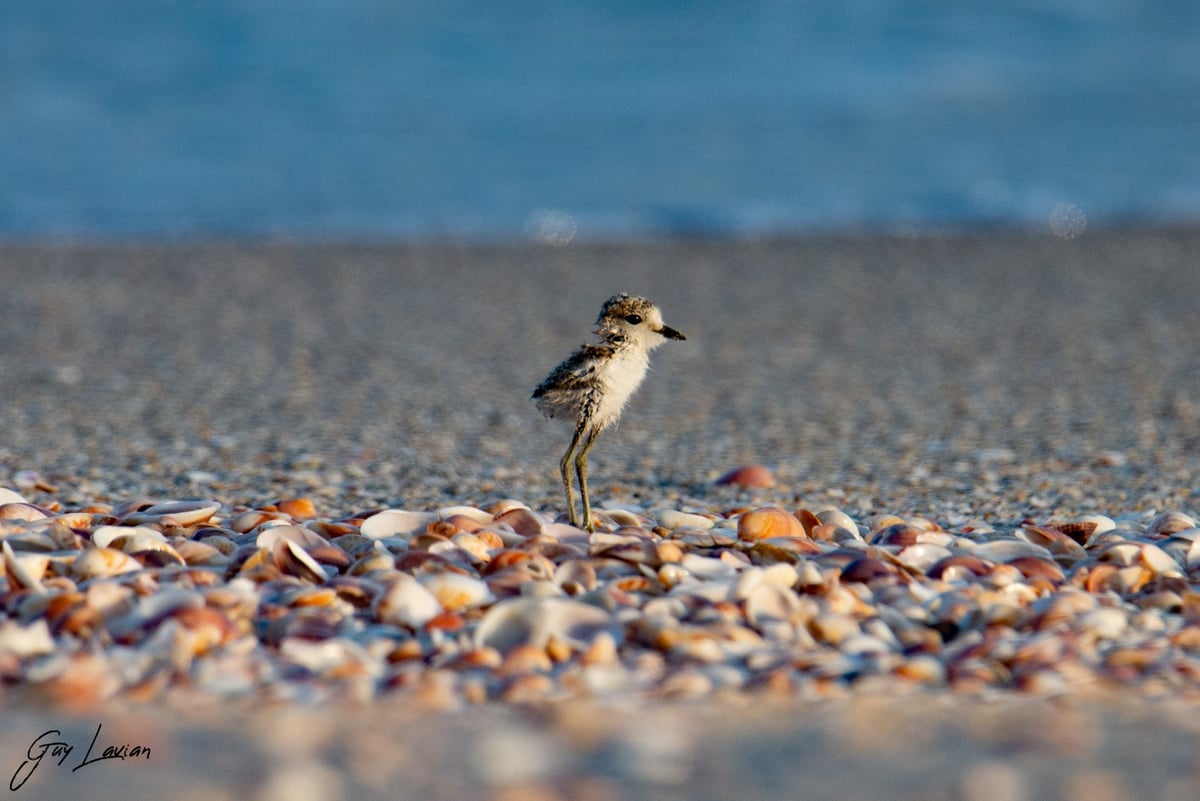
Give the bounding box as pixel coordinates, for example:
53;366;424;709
1;1;1198;240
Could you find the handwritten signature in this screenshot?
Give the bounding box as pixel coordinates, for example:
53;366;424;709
10;724;150;791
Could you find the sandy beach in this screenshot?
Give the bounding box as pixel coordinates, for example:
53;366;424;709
2;227;1200;799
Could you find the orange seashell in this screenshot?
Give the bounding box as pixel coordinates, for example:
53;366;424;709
276;497;317;519
738;507;805;541
715;464;776;488
425;611;466;632
795;508;821;537
485;549;535;573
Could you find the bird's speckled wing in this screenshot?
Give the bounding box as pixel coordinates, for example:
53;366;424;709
532;343;614;420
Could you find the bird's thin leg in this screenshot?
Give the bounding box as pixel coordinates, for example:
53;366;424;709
559;424;585;527
574;427;601;532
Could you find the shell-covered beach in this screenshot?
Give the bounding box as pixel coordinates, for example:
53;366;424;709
2;230;1200;799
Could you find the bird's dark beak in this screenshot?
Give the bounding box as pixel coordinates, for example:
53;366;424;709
658;325;686;341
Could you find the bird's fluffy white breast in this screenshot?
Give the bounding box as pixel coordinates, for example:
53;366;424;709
592;347;651;428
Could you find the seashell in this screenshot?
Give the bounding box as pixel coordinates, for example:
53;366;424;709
1145;511;1197;539
813;508;861;539
840;557;899;584
870;524;922;547
3;540;48;592
0;619;56;657
1016;526;1087;562
0;487;30;505
274;539;328;583
1078;607;1127;640
493;507;545;538
360;509;438;539
737;507;805;541
927;554;991;580
375;574;443;629
437;505;494;525
555;559;598;593
1140;543;1182;576
70;547;141;580
256;524;328;551
971;540;1053;563
894;654;947;684
418;572;494;612
679;553;738;579
474;597;618;654
0;503;48;522
307;521;359;540
1048;521;1100;546
744;583;810;629
121;500;220;527
90;524;162;549
1006;556;1065;583
794;508;822;536
894;543;952;573
714;464;775;488
275;497;317;520
1093;541;1143;566
655;510;714;530
107;531;175;556
808;612;860;645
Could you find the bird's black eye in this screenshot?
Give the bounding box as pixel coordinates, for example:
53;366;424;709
624;313;643;325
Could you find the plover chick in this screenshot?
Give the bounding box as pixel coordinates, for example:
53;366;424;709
533;294;685;532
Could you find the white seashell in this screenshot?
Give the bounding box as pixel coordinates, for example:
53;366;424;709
732;566;765;601
121;499;220;526
654;510;714;530
91;525;164;549
0;619;55;657
1184;537;1200;570
761;562;799;589
679;553;737;579
1146;511;1197;538
1094;541;1143;566
375;574;442;628
1078;607;1127;639
839;634;891;657
436;505;494;524
418;572;494;611
450;532;493;563
541;522;592;542
600;508;648;528
671;579;737;604
257;524;328;551
360;509;437;540
474;596;618;654
895;543;953;573
2;540;48;592
744;583;808;628
814;508;862;539
1139;543;1182;576
280;637;381;677
0;503;47;522
71;546;141;580
0;488;29;505
971;540;1053;562
1079;514;1116;536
